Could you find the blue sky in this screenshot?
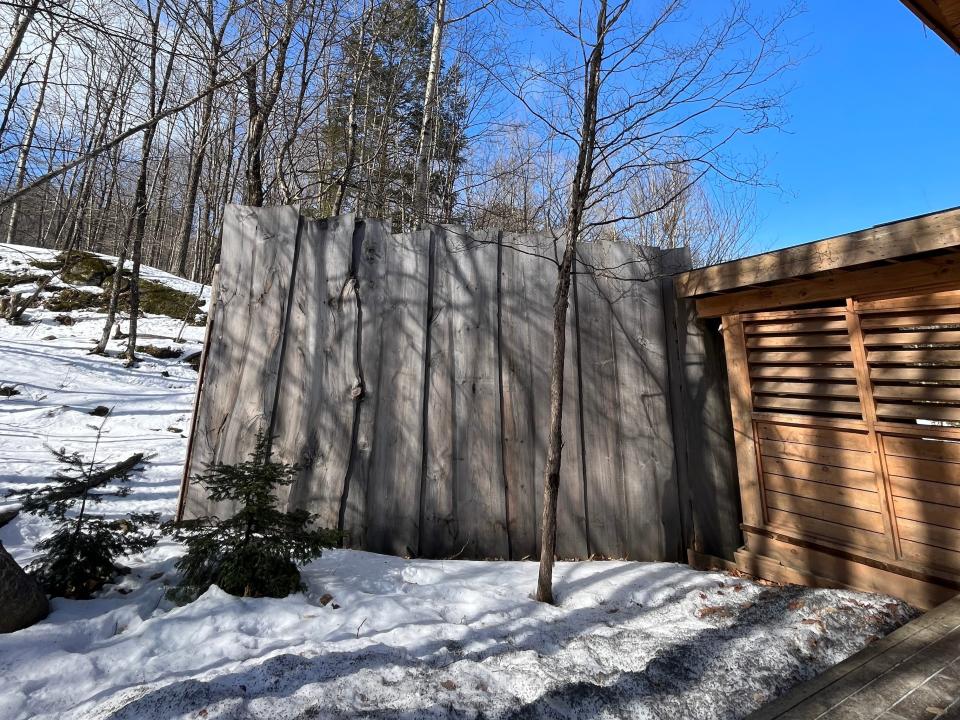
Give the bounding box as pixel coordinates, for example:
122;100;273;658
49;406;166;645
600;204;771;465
741;1;960;253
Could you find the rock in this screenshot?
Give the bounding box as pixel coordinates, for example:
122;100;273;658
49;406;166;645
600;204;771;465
0;543;48;633
0;507;18;528
182;350;203;371
136;344;182;360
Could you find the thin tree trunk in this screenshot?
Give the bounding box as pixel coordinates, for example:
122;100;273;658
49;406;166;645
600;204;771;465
536;0;606;605
414;0;446;225
535;237;576;604
5;37;57;244
0;0;42;87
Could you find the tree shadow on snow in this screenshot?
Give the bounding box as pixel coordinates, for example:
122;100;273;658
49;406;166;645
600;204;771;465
89;582;840;720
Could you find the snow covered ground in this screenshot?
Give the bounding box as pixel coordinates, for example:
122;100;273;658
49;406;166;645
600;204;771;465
0;243;918;720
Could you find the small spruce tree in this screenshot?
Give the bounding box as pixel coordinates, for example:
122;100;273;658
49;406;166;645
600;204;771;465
168;430;338;601
9;418;159;598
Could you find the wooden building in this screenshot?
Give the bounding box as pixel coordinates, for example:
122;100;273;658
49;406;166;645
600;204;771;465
901;0;960;52
676;206;960;609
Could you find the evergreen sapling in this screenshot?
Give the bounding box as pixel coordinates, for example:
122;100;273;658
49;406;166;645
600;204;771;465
169;430;338;601
9;416;159;598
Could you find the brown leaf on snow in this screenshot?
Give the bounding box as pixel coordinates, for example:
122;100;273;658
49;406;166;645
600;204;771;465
696;606;733;619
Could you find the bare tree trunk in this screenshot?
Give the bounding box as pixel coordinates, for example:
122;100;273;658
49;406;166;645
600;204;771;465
243;66;265;206
414;0;446;225
535;237;576;604
4;36;57;244
0;0;42;87
536;0;606;605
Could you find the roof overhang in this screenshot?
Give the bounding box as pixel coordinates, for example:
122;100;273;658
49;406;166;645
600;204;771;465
901;0;960;53
675;205;960;316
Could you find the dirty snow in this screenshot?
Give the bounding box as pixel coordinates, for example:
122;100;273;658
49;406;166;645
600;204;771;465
0;243;917;720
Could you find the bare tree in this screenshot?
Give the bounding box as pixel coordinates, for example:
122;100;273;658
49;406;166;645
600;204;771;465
497;0;796;603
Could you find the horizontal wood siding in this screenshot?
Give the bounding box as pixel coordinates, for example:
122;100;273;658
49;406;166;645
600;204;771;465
727;285;960;605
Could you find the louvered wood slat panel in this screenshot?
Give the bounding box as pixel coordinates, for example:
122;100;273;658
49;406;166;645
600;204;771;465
763;473;880;511
758;438;874;471
751;365;857;381
875;403;960;423
743;316;859;421
884;435;960;463
870;367;960;383
750;349;854;364
760;455;878;490
861;306;960;430
865;330;960;345
900;538;960;573
885;455;960;484
873;385;960;402
753;395;862;416
868;349;960;364
755;422;870;450
860;312;960;329
752;381;860;398
744;319;849;334
766;508;886;549
890;476;960;507
746;334;851;349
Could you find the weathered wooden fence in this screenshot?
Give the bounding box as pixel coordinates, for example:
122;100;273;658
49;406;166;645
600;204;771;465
178;204;740;562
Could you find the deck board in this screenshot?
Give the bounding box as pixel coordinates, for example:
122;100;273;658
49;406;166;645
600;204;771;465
749;594;960;720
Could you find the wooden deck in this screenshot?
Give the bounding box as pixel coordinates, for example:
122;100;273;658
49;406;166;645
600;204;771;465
749;594;960;720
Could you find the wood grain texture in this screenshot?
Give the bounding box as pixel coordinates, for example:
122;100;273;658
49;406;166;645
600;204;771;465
576;241;680;560
272;214;356;530
555;240;589;560
422;226;508;558
498;234;555;559
661;245;741;561
696;253;960;318
356;225;430;556
676;206;960;298
177;264;219;520
184;210;737;563
184;204;300;520
723;314;764;527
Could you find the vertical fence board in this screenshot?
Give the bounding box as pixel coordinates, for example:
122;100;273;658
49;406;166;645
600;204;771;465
341;220;385;547
616;247;681;561
421;227;455;556
556;243;590;560
182;207;738;563
427;227;507;557
183;204;300;520
576;242;681;560
660;247;742;561
357;226;430;556
499;235;554;559
575;242;629;558
273;215;356;531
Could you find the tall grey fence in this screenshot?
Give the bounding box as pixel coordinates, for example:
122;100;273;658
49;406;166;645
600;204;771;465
179;204;740;562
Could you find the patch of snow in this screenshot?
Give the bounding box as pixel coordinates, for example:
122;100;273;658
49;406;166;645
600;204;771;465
0;243;917;720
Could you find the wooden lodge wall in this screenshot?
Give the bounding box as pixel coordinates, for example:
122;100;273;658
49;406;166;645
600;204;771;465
178;204;741;562
721;288;960;608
